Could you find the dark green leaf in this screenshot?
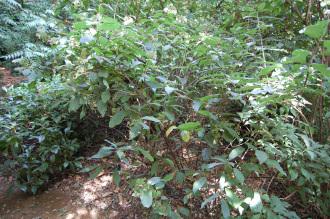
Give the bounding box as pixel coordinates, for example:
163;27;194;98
113;170;121;186
255;150;268;164
193;177;207;193
142;116;161;123
233;168;245;184
303;20;329;39
140;190;153;208
228;147;245;161
109;111;126;128
178;122;201;131
221;200;230;219
91;147;113;159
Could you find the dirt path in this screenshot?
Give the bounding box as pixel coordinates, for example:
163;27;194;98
0;169;143;219
0;67;25;87
0;178;81;219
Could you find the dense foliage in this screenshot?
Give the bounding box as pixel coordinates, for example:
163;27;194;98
0;0;59;79
0;0;329;218
0;77;81;193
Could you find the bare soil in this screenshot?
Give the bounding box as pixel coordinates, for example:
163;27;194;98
0;67;25;87
0;168;144;219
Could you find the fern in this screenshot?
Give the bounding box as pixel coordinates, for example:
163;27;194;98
0;0;22;9
1;50;24;60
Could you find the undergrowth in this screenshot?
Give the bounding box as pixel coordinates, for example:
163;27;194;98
0;0;330;218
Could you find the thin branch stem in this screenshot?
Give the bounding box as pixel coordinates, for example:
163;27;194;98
256;13;266;68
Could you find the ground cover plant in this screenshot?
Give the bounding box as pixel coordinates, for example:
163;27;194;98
0;0;329;218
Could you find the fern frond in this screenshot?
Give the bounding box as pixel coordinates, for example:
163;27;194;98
1;17;17;26
25;17;47;28
1;50;24;60
0;0;22;10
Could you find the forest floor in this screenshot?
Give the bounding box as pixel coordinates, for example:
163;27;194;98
0;67;25;87
0;68;324;219
0;167;143;219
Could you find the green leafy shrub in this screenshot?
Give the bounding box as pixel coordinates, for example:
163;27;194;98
1;0;329;218
55;2;330;217
0;77;81;194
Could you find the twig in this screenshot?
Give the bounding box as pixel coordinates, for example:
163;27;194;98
266;174;276;192
305;0;313;25
281;191;297;200
256;13;266;68
286;0;304;22
316;1;324;20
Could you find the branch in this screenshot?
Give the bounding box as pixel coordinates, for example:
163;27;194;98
316;0;324;20
305;0;313;25
286;0;304;22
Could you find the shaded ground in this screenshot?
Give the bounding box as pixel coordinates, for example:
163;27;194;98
0;168;143;219
0;67;25;87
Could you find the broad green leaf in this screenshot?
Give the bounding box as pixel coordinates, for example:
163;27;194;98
137;147;154;162
164;86;176;94
221;199;230;219
181;130;191;142
73;21;88;30
150;161;159;176
142;116;161;123
109;111;126;128
202;162;223;170
259;65;278;77
303;20;329;39
97;100;107;117
178;207;190;217
201;193;218;208
101;90;110;103
91;147;113;159
301;168;314;181
324;40;330;55
163;158;175;168
164;111;175;121
129;122;142;139
163;172;175;182
290;49;310;64
88;166;103;179
148;177;162;185
266;160;287;176
222;123;239;139
166;125;177;137
80;165;97;173
228;147;245;161
250;192;263;213
288;168;298;181
98;17;121;31
80;109;86;119
233;168;245;184
255;150;268;164
113;170;121;186
140;190;153;208
225;188;242;209
69;97;81;112
192;100;202;112
175;171;185;184
80;35;94;44
193;177;207;193
312;64;330;77
198;110;218;120
178;122;201;131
